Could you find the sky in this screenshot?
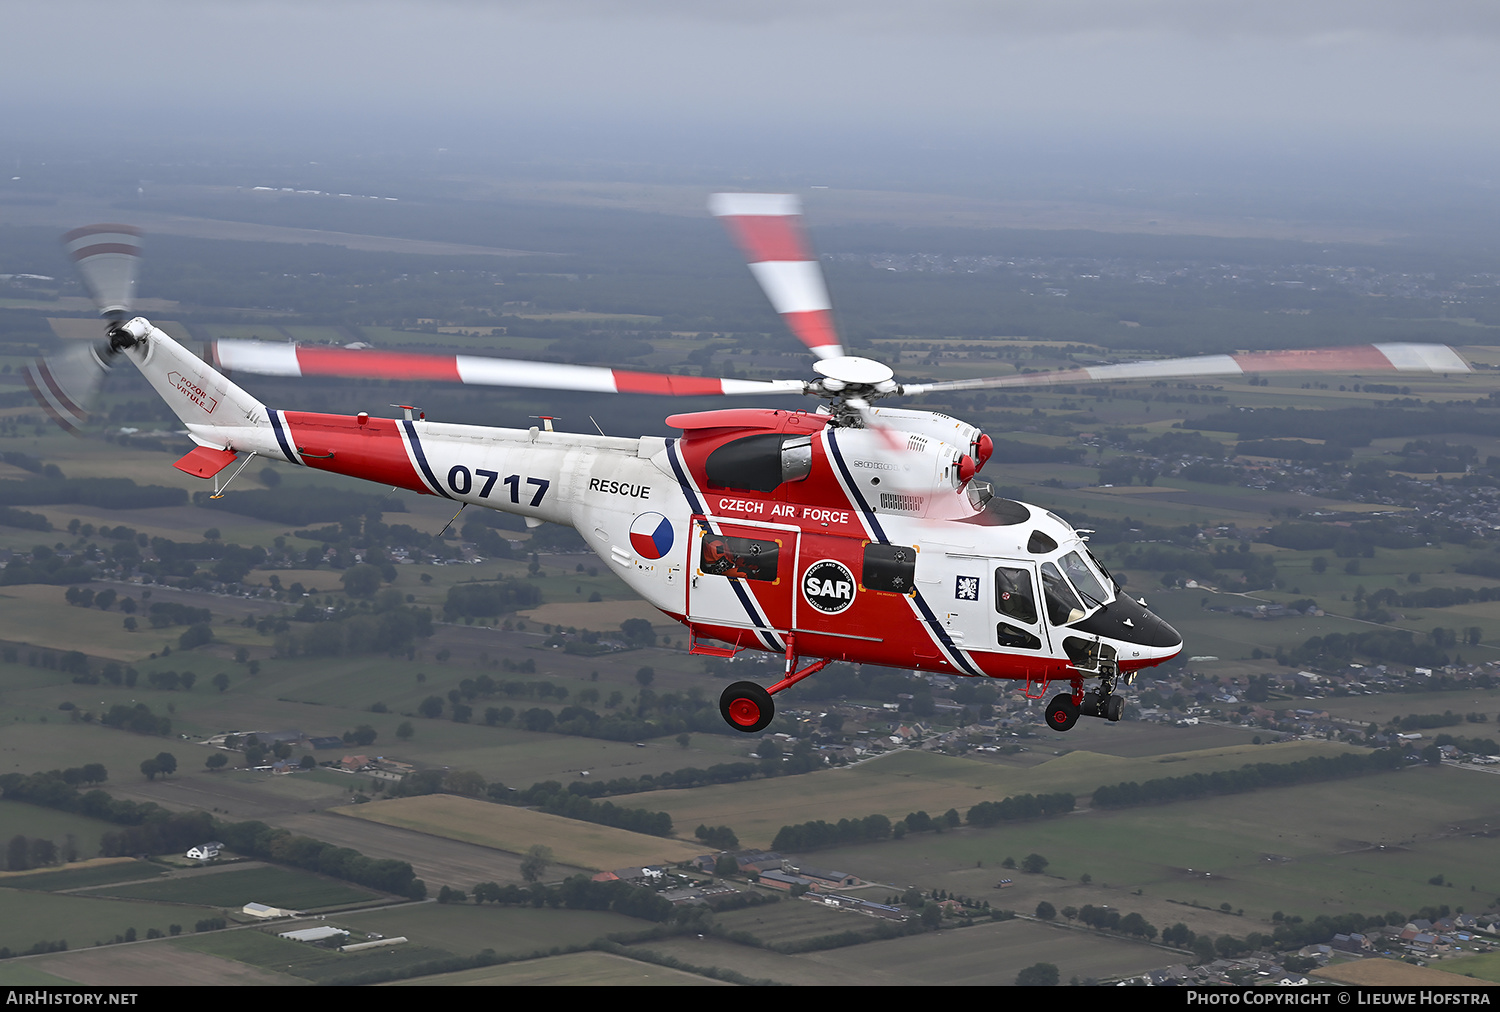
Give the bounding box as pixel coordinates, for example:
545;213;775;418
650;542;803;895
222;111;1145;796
5;2;1500;190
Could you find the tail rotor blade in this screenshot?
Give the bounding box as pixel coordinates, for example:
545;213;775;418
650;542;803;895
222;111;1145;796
25;343;111;433
710;193;844;360
63;224;142;319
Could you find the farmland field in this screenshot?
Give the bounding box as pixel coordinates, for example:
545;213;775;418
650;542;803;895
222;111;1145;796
796;763;1500;928
394;949;722;986
0;887;200;952
84;863;381;908
337;903;644;957
332;794;706;868
611;740;1370;848
1;859;164;892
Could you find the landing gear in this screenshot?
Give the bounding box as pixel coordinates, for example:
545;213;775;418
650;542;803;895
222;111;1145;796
1080;689;1127;723
716;636;832;733
1105;692;1125;722
719;681;774;733
1044;693;1080;732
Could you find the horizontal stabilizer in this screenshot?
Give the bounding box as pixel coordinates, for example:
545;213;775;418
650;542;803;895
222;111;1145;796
173;445;237;479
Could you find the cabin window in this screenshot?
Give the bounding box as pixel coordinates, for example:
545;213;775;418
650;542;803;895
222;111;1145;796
994;566;1038;624
862;543;916;593
996;623;1042;650
1027;530;1058;554
699;533;780;582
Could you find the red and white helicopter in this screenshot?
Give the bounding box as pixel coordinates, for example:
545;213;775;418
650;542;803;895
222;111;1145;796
29;200;1470;734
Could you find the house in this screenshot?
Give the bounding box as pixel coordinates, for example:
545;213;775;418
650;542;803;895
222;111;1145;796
185;841;222;861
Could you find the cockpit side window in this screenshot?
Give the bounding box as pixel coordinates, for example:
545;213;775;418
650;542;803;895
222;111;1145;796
994;566;1038;624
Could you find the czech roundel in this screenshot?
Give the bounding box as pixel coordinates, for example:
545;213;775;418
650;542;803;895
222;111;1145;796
629;512;674;560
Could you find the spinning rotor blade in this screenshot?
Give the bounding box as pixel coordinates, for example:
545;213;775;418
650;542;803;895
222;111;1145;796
25;343;110;433
63;224;142;320
210;342;808;398
24;225;144;432
710;192;844;360
897;343;1472;396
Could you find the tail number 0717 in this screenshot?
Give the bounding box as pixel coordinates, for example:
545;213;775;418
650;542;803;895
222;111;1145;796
448;467;549;506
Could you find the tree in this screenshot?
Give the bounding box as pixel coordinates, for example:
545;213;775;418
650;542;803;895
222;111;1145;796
635;666;655;688
349;724;378;747
212;672;230;693
419;696;445;719
140;758;161;781
396;721;414;741
1015;962;1059;986
519;844;553;883
205;753;228;771
1021;853;1049;874
154;752;178;776
340;564;384;599
1035;900;1056;920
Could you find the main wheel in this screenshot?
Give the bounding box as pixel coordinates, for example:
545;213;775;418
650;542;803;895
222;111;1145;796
720;680;774;733
1044;692;1080;732
1105;693;1125;722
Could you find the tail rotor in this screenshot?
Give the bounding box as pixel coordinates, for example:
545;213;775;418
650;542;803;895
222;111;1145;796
25;225;143;431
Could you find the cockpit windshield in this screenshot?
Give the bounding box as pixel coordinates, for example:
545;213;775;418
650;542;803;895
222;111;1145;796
1040;550;1112;626
1040;561;1085;626
1060;550;1111;607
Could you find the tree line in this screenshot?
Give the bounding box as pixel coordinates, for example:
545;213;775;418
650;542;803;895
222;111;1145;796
1090;749;1407;808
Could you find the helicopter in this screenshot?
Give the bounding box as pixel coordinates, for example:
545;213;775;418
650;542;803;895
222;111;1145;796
29;201;1470;735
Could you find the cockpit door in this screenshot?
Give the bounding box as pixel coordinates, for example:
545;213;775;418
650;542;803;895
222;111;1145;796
991;559;1052;655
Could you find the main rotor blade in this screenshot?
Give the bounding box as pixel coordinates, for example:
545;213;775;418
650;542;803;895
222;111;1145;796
710;192;844;360
210;342;808;398
898;343;1472;396
63;224;141;319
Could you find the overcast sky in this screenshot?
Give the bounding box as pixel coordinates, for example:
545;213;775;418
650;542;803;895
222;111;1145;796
6;1;1500;184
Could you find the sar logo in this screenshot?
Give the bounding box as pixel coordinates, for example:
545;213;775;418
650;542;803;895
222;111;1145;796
628;512;674;560
802;559;856;615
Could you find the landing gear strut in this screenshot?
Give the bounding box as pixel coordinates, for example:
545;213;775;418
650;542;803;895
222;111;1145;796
717;635;831;733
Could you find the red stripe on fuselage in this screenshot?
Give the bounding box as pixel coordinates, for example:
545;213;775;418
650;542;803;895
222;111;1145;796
295;348;463;382
279;412;433;493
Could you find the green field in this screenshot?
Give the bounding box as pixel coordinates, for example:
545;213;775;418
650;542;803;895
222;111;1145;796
392;949;721;986
0;887;197;952
612;740;1368;848
335;794;704;867
338;903;644;957
0;801;120;863
86;864;381;909
1;860;163;892
798;763;1500;928
173;927;452;983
